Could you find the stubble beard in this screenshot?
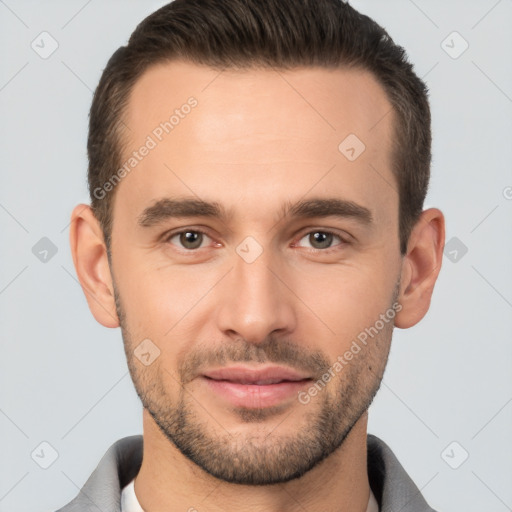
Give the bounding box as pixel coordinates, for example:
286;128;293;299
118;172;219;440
114;281;396;485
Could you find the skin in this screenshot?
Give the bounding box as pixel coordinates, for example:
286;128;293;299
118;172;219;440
70;60;445;512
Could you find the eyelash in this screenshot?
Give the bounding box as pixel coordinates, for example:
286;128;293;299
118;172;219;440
163;227;349;254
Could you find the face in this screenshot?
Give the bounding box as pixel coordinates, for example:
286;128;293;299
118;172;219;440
109;60;402;484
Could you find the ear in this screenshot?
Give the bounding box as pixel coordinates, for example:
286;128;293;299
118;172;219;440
69;204;119;328
394;208;445;329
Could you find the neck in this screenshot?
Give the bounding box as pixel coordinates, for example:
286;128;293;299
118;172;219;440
134;409;371;512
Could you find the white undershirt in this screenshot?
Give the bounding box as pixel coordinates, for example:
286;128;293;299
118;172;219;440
121;478;379;512
121;479;144;512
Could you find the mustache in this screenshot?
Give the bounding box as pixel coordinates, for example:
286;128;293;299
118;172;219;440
178;336;331;384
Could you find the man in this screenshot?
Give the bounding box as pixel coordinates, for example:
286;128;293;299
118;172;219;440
59;0;444;510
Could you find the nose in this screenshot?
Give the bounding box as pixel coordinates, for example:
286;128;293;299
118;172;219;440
215;245;297;344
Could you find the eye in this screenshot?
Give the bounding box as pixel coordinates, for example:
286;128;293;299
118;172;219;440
165;229;213;250
295;230;347;251
163;228;347;253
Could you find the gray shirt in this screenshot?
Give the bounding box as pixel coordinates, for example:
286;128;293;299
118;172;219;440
55;434;439;512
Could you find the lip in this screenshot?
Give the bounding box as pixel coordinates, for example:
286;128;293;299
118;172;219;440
202;365;310;384
200;365;313;409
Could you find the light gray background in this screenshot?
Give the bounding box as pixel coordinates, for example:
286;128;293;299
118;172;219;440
1;1;511;511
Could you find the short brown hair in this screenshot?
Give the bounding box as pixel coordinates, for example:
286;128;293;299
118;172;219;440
88;0;431;254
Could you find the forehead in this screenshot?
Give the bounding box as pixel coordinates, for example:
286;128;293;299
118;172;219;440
116;59;396;226
125;59;394;148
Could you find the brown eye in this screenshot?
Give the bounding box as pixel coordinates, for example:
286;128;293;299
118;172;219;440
167;230;209;250
297;230;345;250
310;232;333;249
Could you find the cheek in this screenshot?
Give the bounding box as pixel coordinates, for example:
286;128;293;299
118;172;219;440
114;254;221;342
292;258;398;341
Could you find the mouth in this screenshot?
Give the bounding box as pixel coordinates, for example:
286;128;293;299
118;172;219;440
202;365;311;383
205;378;301;385
200;365;313;409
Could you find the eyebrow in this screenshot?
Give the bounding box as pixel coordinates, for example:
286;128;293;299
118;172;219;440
137;197;373;227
